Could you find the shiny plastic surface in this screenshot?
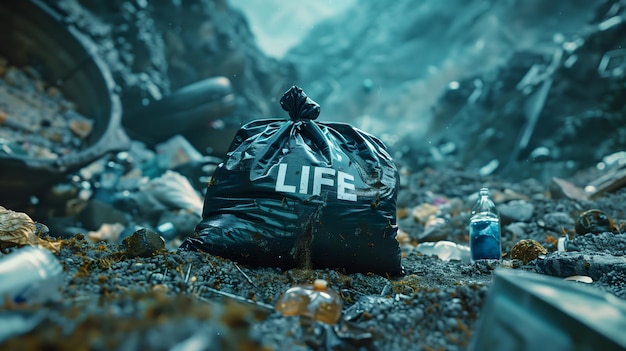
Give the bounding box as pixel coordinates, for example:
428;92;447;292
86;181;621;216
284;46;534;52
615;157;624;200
0;246;63;306
275;279;342;324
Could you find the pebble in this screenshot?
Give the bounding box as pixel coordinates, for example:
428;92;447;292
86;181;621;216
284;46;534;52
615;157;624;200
505;222;528;236
498;200;535;222
122;228;166;258
150;273;165;283
446;317;458;329
412;307;424;320
542;212;575;230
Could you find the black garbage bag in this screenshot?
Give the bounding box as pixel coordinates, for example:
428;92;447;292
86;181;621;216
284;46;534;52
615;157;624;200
180;86;402;276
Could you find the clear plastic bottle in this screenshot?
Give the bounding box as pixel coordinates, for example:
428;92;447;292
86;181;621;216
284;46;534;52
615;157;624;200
417;240;471;262
469;188;502;261
275;279;342;325
0;246;63;306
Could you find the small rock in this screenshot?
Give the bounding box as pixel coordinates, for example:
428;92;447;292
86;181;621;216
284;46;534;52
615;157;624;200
122;228;165;258
541;212;575;231
550;177;589;201
498;200;534;223
504;222;528;236
413;307;424;320
151;284;169;293
412;203;439;224
511;239;547;264
68;113;94;139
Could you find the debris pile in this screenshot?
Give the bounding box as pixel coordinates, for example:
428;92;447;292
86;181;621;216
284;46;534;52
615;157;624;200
412;0;626;181
0;57;93;160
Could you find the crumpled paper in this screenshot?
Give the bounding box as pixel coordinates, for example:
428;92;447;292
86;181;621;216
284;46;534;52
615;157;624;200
0;206;60;252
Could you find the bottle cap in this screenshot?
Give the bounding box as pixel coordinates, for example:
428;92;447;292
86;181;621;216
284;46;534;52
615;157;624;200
313;279;328;291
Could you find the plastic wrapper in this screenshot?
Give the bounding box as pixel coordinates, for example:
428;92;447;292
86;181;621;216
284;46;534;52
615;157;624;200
181;86;402;275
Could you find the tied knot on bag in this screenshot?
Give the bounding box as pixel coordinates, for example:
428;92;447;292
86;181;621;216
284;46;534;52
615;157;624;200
280;86;320;121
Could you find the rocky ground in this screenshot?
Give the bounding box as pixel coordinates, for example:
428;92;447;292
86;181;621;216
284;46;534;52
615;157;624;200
2;163;626;351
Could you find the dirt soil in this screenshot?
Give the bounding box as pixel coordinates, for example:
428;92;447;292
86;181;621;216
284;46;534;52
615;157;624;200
2;165;625;351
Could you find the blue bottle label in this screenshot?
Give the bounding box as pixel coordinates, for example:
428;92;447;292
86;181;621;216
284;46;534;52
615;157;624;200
469;218;501;260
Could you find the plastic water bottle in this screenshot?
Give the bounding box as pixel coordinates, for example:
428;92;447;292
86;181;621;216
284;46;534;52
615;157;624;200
275;279;342;325
0;246;63;306
417;241;471;262
469;188;502;261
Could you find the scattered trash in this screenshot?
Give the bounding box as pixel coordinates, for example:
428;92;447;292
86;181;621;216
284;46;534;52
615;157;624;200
92;155;128;203
155;222;177;241
154;134;205;171
584;162;626;199
511;239;547;264
575;209;618;235
564;275;593;284
551;153;626;200
0;60;92;159
597;151;626;170
412;203;439;224
557;236;568;252
469;268;626;351
514;47;563;161
597;48;626;78
169;330;215;351
550;177;589;201
275;279;342;325
156;209;200;242
80;167;203;243
182;86;402;276
0;206;60;252
416;240;471;262
87;223;125;243
139;170;204;217
469;188;502;261
2;1;626;349
0;0;129;208
79;199;128;232
478;159;499;177
395;230;412;248
0;245;63;307
416;216;450;242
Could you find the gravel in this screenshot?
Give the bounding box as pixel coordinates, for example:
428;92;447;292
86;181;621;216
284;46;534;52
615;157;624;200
2;165;626;350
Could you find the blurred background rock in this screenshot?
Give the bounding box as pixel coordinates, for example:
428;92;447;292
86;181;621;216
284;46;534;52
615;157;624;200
34;0;626;183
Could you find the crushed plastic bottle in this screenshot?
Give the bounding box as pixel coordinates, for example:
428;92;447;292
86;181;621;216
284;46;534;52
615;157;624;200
275;279;342;325
0;246;63;307
417;240;471;262
469;188;502;261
